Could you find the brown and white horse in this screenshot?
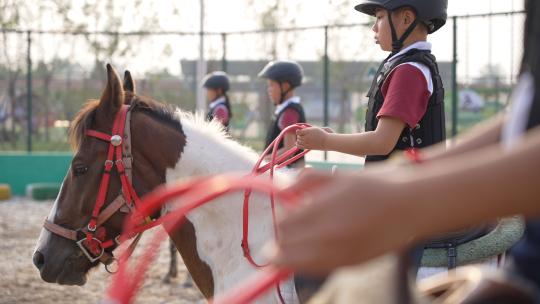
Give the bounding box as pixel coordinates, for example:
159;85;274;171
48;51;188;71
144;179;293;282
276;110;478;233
32;64;298;303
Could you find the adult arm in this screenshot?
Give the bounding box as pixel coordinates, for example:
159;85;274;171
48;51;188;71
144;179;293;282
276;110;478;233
270;126;540;275
422;113;506;162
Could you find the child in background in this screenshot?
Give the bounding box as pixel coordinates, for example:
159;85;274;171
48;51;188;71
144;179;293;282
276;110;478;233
202;71;233;131
259;60;307;168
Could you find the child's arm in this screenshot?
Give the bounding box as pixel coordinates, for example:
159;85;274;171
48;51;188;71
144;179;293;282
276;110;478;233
296;116;405;157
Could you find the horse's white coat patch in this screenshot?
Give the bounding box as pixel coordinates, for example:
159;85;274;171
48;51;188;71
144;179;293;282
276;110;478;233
166;112;298;303
35;182;63;252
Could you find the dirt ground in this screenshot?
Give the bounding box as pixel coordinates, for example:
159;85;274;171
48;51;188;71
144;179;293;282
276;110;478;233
0;197;204;304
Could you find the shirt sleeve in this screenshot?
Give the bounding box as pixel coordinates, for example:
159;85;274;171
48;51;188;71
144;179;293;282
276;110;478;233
377;64;431;128
214;105;230;125
278;108;301;130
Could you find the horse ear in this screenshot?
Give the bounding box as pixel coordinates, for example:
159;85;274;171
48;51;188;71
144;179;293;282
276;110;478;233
123;70;136;94
98;64;124;116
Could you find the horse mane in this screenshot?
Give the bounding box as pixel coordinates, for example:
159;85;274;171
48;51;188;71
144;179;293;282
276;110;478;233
69;92;183;152
176;110;260;163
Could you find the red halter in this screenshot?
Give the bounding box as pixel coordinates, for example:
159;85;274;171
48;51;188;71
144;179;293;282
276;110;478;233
43;104;147;269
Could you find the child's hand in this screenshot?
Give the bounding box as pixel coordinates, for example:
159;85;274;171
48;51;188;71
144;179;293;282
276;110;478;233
296;127;329;150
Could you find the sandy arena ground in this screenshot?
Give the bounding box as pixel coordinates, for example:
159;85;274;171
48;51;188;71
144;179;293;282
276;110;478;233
0;197;204;304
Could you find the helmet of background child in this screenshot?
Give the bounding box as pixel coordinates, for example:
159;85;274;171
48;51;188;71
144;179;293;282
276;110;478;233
202;71;230;92
354;0;448;34
258;60;304;88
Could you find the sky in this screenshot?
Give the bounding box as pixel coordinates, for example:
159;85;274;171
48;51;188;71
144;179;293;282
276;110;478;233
23;0;526;81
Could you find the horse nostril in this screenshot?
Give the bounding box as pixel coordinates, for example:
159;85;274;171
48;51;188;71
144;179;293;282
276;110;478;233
33;251;45;270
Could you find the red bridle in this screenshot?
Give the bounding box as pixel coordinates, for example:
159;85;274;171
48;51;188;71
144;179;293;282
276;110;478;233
43;104;147;270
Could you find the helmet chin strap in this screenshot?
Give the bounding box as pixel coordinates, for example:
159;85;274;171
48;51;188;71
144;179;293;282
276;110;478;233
278;82;293;104
387;9;420;55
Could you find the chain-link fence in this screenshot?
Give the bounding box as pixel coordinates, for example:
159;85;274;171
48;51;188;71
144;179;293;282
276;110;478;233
0;10;525;155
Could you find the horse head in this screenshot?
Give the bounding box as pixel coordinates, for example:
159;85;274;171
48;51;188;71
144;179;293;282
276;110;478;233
32;64;186;286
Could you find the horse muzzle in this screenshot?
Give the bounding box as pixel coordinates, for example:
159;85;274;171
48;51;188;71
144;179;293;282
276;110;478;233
33;249;89;286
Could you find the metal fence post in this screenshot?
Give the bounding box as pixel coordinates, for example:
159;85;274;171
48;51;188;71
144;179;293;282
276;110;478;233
196;0;207;113
26;30;32;152
451;16;458;137
222;33;227;72
323;26;329;160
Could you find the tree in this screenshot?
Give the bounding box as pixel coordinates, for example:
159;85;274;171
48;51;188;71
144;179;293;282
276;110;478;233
52;1;160;82
0;0;34;147
245;0;303;134
475;63;507;106
324;0;372;132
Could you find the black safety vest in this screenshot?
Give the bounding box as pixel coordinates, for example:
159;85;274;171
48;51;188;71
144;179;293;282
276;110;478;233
364;49;446;164
265;102;306;164
206;101;230;130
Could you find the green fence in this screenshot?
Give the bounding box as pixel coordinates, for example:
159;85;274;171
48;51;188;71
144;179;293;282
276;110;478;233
0;153;362;196
0;153;71;195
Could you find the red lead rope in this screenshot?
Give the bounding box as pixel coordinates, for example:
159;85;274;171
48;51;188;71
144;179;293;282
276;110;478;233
241;123;310;267
103;123;312;304
103;175;298;304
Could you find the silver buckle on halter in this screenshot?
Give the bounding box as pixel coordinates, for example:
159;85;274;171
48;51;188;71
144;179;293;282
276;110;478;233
76;238;104;263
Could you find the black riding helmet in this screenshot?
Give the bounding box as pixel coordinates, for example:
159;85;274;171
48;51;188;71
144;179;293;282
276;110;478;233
258;60;304;103
202;71;230;92
355;0;447;53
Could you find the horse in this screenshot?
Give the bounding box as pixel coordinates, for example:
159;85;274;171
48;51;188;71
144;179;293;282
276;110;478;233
32;64;298;303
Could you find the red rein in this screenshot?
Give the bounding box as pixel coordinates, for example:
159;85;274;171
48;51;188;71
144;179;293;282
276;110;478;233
103;123;311;304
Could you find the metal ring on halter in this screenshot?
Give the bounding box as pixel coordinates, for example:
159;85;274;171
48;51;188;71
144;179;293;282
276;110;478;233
87;223;97;232
105;258;119;274
110;135;123;146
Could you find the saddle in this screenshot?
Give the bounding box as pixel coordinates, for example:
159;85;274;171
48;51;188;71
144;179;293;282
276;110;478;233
424;225;496;269
422;217;525;269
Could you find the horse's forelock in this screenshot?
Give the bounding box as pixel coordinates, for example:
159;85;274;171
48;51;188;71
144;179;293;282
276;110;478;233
69;100;99;152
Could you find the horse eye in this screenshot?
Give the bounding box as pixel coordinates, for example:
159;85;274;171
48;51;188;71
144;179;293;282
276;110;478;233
73;165;88;176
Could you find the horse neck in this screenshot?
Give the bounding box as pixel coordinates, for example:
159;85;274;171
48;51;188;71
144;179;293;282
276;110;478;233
166;116;282;296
